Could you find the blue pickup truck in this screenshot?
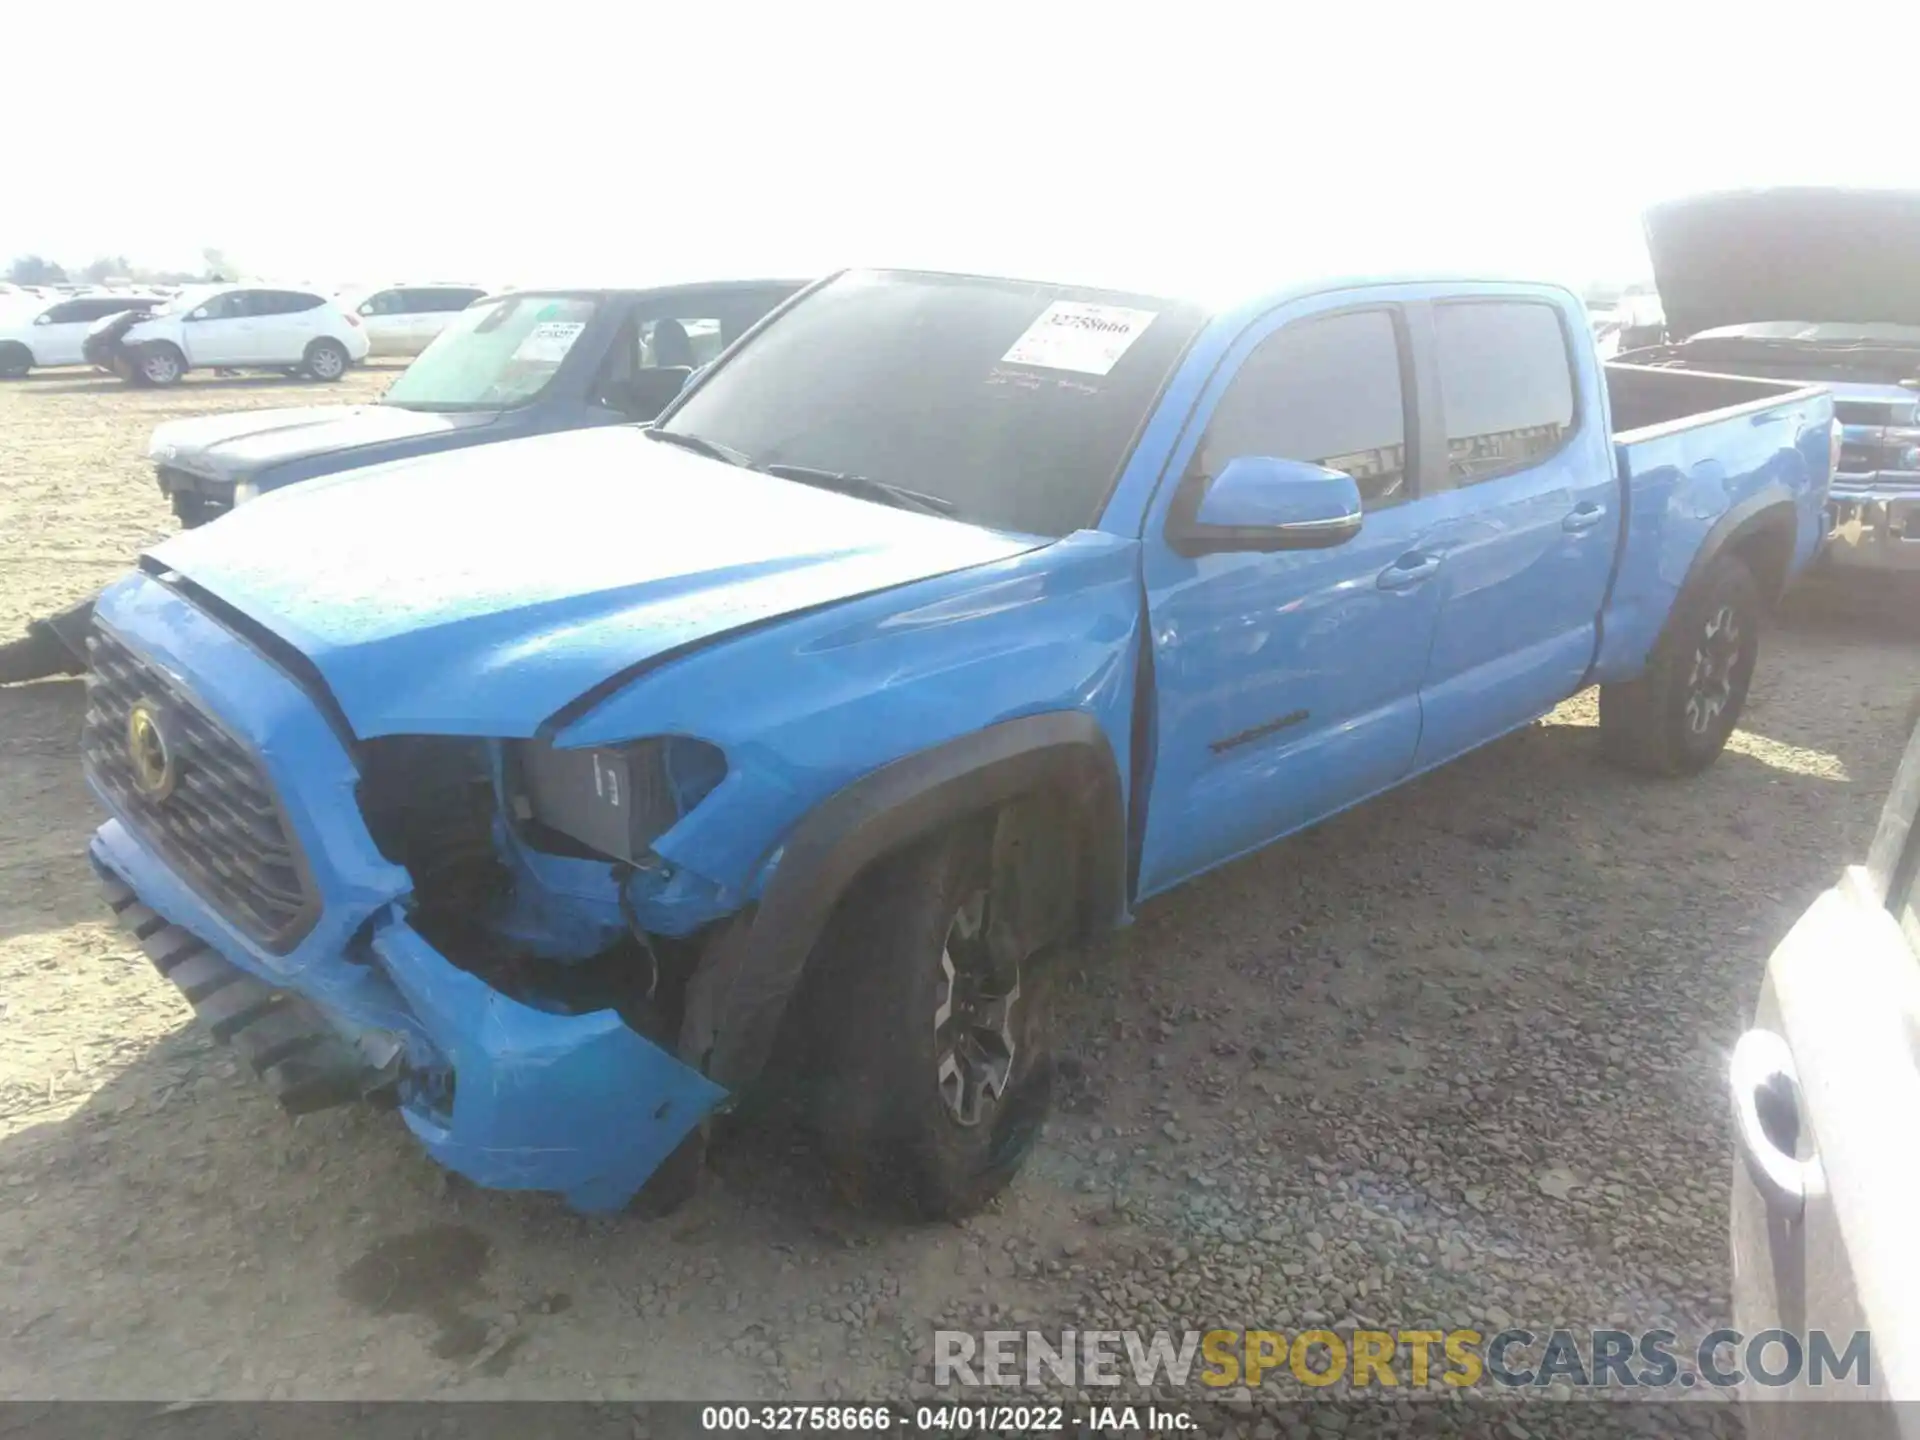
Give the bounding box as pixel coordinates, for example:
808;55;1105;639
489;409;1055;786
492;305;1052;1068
82;266;1835;1218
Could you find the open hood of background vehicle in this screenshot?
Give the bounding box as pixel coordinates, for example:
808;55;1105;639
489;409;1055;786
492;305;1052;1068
1644;188;1920;338
146;427;1039;738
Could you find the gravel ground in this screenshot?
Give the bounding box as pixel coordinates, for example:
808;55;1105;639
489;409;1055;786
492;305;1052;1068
1;370;1916;1432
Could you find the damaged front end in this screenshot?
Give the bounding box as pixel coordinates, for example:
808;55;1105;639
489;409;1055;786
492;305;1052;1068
85;575;741;1213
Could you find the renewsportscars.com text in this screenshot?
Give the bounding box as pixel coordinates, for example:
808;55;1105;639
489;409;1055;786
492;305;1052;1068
933;1328;1872;1392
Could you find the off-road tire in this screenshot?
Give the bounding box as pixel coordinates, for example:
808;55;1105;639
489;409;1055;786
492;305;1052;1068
0;628;85;684
303;339;349;382
0;342;31;380
136;344;185;387
1599;553;1762;777
798;828;1054;1220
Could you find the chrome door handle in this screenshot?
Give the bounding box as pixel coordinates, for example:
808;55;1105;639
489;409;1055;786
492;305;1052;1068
1377;554;1441;590
1563;504;1608;533
1730;1028;1825;1223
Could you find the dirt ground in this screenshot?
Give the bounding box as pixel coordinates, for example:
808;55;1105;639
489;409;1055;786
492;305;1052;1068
1;367;1917;1410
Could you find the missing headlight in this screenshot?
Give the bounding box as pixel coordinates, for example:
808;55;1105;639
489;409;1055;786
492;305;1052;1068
512;738;724;864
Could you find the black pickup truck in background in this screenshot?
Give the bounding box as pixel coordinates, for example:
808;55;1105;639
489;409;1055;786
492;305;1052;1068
0;279;807;683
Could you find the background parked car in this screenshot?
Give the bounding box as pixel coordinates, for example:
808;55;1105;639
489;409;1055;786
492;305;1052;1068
0;292;165;378
0;277;807;684
104;284;370;386
336;283;490;357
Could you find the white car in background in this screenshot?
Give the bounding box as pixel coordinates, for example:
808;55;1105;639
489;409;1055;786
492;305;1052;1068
0;292;166;378
337;283;489;357
109;283;370;386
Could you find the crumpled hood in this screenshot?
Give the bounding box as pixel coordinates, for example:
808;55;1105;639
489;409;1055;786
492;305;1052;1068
1645;188;1920;338
151;404;499;482
147;427;1040;738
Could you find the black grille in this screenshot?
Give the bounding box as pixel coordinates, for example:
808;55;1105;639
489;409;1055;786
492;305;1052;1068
83;629;316;952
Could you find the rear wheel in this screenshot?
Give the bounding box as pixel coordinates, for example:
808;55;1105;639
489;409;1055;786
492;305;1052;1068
303;338;349;381
799;828;1054;1220
1600;553;1763;776
137;344;185;387
0;343;30;380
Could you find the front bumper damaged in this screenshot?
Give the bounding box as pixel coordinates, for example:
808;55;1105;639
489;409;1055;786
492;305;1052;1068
85;574;726;1213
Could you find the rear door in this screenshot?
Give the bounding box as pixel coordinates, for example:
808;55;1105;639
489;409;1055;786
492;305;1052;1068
30;298;112;365
1137;297;1446;894
255;290;329;362
1732;718;1920;1432
1408;295;1619;768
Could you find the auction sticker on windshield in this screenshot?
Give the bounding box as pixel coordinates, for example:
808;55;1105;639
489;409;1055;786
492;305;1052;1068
514;321;586;365
1001;302;1158;376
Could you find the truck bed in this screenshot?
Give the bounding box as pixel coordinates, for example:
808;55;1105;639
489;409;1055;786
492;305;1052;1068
1594;363;1834;684
1605;361;1818;438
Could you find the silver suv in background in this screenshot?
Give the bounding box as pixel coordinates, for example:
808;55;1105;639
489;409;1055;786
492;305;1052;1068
337;283;490;357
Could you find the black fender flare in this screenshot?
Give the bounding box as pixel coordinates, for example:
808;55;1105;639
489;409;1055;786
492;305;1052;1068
1684;487;1801;605
679;711;1127;1092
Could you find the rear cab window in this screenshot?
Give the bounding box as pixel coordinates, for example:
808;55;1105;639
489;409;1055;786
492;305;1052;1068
1434;301;1577;482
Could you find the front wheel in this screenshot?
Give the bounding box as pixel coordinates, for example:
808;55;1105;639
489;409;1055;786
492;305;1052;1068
303;339;349;381
137;344;185;387
799;828;1054;1220
1600;553;1762;776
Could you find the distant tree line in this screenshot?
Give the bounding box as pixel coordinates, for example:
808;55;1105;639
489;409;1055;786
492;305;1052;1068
6;247;239;286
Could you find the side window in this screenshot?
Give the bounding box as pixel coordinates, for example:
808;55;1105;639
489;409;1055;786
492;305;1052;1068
189;292;241;321
357;290;399;317
277;291;324;314
1197;309;1411;510
411;287;484;313
42;301;88;324
638;316;724;369
1434;301;1576;484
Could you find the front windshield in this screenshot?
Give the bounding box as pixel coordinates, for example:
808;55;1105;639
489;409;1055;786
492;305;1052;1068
657;270;1207;537
383;294;597;411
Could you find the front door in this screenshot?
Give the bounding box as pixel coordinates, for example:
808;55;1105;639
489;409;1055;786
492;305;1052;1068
1138;301;1446;895
1409;294;1619;768
1731;717;1920;1432
181;290;259;366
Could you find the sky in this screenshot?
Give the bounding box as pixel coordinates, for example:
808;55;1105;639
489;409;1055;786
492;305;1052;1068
10;0;1920;296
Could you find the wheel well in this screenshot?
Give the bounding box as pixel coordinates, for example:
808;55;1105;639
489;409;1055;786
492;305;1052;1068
1727;518;1795;605
0;339;34;364
822;783;1108;962
307;336;347;353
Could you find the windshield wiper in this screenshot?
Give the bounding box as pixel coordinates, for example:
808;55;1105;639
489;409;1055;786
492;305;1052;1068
756;463;958;518
645;428;749;466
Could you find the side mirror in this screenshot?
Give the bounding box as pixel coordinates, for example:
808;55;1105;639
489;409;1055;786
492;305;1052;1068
187;308;209;322
1170;456;1364;555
